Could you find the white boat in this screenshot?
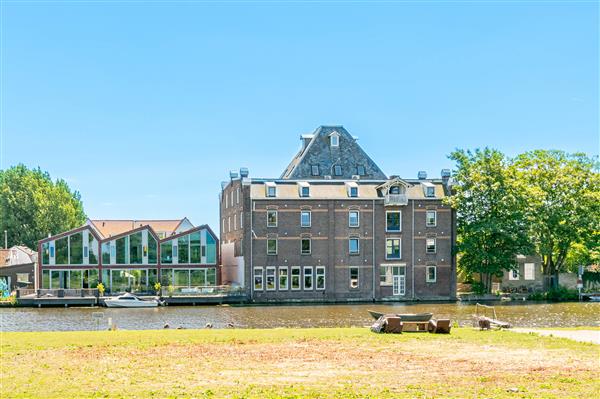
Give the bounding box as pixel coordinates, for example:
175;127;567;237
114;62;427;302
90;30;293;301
104;293;162;308
588;295;600;302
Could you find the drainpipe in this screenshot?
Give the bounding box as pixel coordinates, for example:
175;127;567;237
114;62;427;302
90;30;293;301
412;199;415;300
372;199;376;301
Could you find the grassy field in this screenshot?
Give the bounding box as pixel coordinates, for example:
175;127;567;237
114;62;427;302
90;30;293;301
1;328;598;398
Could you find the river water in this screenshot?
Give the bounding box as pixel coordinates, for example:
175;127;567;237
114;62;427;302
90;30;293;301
1;301;599;332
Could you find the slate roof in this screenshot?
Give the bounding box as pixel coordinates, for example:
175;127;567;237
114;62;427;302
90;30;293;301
280;126;387;180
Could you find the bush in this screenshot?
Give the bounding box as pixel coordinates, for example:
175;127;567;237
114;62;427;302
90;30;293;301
471;281;487;295
527;286;579;301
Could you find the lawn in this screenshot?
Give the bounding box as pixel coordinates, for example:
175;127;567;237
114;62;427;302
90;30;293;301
1;328;598;398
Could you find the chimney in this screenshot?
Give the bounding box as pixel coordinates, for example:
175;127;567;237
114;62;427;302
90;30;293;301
441;169;451;188
418;171;427;179
240;167;249;178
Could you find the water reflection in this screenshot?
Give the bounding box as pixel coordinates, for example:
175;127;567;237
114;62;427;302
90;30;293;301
1;301;598;332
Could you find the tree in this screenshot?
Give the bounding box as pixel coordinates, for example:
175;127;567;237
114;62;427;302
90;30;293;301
514;151;600;288
446;149;533;293
0;164;86;249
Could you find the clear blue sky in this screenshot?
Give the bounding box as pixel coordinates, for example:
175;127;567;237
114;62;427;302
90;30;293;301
1;0;598;232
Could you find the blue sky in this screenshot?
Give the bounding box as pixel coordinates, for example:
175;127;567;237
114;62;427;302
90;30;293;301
1;0;598;232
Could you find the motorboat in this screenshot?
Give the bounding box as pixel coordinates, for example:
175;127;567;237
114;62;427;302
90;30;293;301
104;293;162;308
368;310;433;322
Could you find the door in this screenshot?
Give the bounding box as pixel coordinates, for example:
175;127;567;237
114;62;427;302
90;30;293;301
393;275;405;296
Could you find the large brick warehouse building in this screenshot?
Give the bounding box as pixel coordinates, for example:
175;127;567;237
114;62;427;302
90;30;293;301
220;126;456;302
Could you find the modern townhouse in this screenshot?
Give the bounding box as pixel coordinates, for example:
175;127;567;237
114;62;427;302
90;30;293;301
36;218;219;294
220;125;456;302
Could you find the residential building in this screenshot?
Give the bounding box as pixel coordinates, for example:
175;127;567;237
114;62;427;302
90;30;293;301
0;245;37;294
36;218;219;294
220;125;456;302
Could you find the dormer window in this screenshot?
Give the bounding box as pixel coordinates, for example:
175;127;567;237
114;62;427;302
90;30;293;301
329;132;340;147
298;182;310;197
346;182;359;197
334;165;342;176
265;182;277;197
311;165;320;176
426;187;435;197
356;165;365;176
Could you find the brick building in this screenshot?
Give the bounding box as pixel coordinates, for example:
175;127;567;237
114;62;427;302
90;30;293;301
220;126;456;302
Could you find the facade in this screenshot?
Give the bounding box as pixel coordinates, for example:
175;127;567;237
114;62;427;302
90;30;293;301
220;125;456;302
0;246;36;295
500;255;544;292
36;219;219;294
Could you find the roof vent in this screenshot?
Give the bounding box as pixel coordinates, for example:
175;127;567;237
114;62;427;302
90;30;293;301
229;170;239;180
239;167;249;178
351;175;360;180
441;169;451;178
418;171;428;179
324;175;332;180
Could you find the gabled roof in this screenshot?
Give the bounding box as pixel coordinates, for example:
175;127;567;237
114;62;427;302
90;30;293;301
376;177;411;191
280;126;387;180
88;218;192;239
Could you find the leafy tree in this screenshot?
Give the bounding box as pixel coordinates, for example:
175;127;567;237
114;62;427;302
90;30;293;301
514;151;600;288
0;164;86;249
446;148;533;293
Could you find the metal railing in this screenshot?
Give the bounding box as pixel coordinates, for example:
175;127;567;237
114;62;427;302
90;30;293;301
17;288;99;298
161;285;246;297
384;194;408;206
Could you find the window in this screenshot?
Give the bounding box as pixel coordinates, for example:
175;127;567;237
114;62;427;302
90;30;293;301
266;267;276;291
301;186;310;197
278;267;288;290
129;232;143;264
234;214;237;230
266;184;277;197
356;165;365;176
426;210;437;227
509;268;519;280
148;235;158;264
426;238;436;253
349;210;359;227
267;238;278;255
230;191;234;207
16;273;29;284
222;218;225;233
254;267;263;290
389;186;402;194
267;210;278;227
236;187;240;204
386;238;401;259
386;211;401;232
42;242;49;265
426;266;437;283
350;267;359;288
54;236;67;265
380;265;405;286
240;212;243;229
291;267;301;290
69;233;83;265
304;266;313;290
101;242;110;264
349;186;358;197
334;165;342;176
349;238;359;254
524;263;535;280
228;217;231;233
330;133;339;147
161;241;173;264
316;266;325;290
301;238;311;255
426;186;435;197
311;165;319;176
301;210;311;227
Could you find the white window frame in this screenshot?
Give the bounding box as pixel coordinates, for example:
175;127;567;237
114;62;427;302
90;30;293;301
265;182;277;198
509;268;520;280
426;210;437;227
426;186;435;198
266;267;276;291
330;133;339;147
298;182;310;198
240;212;243;229
291;266;301;290
334;165;342;176
267;210;278;227
311;165;319;176
231;191;234;207
300;210;311;227
426;266;437;283
316;266;326;290
301;237;311;255
426;238;436;254
524;263;535;280
228;217;231;233
350;267;359;289
385;238;402;260
386;211;402;232
267;238;278;255
349;210;360;228
278;267;288;290
236;187;240;204
349;237;360;255
253;267;263;291
234;214;237;230
303;266;313;290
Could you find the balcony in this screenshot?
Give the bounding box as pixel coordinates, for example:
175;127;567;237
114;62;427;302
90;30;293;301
385;194;408;206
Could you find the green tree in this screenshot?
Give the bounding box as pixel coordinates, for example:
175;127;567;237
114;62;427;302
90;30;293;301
446;149;533;293
0;164;86;249
514;151;600;288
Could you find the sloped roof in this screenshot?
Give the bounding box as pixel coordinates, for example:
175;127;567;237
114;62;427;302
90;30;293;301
89;219;190;238
280;126;387;180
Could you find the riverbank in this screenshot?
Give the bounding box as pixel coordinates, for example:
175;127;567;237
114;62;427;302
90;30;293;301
1;328;598;398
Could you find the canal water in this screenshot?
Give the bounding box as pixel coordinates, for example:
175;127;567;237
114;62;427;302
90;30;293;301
1;302;598;332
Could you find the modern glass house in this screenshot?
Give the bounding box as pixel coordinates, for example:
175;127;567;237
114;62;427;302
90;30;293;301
37;219;219;294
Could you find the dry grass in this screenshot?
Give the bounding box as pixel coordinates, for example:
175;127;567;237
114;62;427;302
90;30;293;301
1;328;598;398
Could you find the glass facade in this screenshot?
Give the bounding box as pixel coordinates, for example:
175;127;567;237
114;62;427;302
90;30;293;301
101;242;110;264
129;232;143;264
88;234;98;264
42;242;50;265
55;237;68;265
148;235;158;264
161;241;173;263
115;236;128;264
69;233;83;264
178;235;190;264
